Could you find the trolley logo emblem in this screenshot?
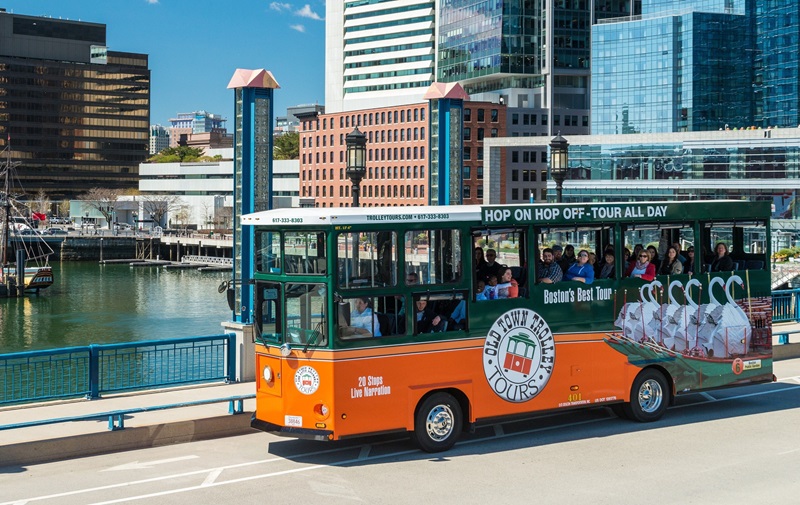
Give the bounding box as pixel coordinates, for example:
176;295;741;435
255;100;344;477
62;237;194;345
294;366;321;395
483;308;555;403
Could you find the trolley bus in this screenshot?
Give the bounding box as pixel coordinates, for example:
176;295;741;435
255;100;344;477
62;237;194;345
244;200;774;452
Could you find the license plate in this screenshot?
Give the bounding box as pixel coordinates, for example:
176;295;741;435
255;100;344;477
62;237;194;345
285;415;302;427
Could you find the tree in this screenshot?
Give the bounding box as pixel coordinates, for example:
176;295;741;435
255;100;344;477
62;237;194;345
141;195;184;229
35;189;50;216
174;205;191;228
78;188;123;229
147;146;205;163
57;200;70;219
273;132;299;160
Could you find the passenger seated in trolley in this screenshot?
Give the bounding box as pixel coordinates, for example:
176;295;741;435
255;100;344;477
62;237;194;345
414;298;445;333
340;297;382;338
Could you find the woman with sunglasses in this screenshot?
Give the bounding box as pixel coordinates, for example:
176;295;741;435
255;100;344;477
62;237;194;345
625;250;656;281
565;249;595;284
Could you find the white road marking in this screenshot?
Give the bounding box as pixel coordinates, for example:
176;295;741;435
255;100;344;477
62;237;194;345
102;455;199;472
3;383;799;505
201;468;223;487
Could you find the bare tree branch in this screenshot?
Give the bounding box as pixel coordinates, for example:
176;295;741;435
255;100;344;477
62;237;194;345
141;195;184;228
78;188;123;229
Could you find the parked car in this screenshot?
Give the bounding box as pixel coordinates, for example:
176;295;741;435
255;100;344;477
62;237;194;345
43;227;68;235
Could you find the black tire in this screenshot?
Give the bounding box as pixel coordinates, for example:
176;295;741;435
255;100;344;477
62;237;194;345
413;392;462;453
623;368;670;422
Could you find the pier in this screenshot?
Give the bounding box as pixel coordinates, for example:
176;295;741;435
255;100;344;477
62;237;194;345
100;254;232;270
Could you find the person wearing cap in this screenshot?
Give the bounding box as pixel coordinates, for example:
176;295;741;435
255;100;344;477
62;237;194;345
479;248;503;283
551;244;563;262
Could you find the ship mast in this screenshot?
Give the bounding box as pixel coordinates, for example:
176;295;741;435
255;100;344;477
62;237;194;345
1;138;9;273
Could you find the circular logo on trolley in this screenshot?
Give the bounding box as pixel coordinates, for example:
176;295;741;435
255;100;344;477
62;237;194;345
483;308;555;403
294;366;321;395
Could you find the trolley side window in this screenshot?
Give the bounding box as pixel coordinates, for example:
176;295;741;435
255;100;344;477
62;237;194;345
254;281;281;344
337;231;397;289
622;222;695;275
405;228;462;285
284;283;328;348
255;231;281;273
284;231;326;275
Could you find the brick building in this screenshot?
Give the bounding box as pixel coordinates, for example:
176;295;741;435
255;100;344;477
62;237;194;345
298;104;430;207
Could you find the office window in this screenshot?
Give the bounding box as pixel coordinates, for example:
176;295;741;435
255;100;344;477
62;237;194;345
477;109;485;122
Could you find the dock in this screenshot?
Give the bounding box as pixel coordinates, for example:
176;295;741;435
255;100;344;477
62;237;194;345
100;255;231;271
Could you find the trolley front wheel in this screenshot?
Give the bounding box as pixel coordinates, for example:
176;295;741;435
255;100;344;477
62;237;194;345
413;392;462;453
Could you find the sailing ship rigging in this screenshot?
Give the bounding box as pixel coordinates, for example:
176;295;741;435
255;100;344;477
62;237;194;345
0;142;54;297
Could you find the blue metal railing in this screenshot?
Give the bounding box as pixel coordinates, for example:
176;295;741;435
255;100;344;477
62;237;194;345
772;289;800;323
0;334;235;406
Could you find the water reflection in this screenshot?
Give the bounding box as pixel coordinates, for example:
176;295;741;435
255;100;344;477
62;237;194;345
0;262;231;353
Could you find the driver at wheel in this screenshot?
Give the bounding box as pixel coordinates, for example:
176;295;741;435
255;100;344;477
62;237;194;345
341;297;381;337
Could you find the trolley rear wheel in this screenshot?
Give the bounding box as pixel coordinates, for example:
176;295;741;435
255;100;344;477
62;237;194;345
623;368;669;422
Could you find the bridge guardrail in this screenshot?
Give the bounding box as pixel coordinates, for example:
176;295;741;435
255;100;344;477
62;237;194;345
0;334;235;406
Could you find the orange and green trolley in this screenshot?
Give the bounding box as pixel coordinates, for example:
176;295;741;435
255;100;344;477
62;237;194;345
243;200;774;452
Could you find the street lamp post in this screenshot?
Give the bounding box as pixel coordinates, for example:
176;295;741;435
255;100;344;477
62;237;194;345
549;132;569;203
345;127;367;208
345;127;367;278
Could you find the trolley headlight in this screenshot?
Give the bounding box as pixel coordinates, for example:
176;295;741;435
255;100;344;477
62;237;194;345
279;343;292;357
314;403;330;420
263;365;273;383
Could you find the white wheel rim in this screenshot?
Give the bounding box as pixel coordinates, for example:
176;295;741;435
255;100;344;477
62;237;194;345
426;404;455;442
638;378;664;414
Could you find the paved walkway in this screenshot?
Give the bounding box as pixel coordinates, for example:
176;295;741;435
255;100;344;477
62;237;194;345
0;382;256;467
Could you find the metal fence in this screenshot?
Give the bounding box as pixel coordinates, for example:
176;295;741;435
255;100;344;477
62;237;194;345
772;289;799;323
0;334;235;406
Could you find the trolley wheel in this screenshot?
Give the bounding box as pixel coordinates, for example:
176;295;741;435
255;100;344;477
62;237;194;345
623;368;670;422
413;392;462;453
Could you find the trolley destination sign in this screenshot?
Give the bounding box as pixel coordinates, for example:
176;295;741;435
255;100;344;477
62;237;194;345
482;200;771;226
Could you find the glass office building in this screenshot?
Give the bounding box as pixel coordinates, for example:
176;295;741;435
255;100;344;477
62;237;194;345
755;1;800;128
592;2;751;134
0;13;150;199
484;129;800;223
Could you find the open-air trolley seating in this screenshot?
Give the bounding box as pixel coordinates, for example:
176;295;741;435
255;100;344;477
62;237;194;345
244;200;775;452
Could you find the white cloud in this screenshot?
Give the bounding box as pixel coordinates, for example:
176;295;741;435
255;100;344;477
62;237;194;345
270;2;292;12
295;4;322;20
146;0;159;4
290;24;306;32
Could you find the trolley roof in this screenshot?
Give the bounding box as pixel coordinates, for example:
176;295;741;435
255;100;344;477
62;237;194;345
241;200;771;228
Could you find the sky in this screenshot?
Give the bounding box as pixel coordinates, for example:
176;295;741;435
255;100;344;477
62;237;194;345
3;0;326;126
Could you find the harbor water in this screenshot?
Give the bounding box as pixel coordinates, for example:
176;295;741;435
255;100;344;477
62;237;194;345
0;262;232;354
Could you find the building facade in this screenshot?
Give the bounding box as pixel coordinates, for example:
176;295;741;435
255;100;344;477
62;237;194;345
168;111;228;148
0;11;150;199
149;125;170;155
484;128;800;231
591;1;800;134
138;147;299;226
298;104;430;207
325;0;436;113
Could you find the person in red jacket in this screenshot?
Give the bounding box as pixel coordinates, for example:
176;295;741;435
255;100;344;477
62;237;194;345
625;250;656;281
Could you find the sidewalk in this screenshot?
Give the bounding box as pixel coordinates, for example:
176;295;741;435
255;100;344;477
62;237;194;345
773;322;800;360
0;382;256;468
